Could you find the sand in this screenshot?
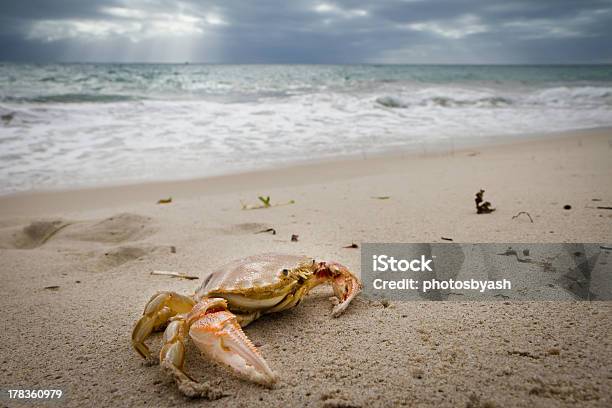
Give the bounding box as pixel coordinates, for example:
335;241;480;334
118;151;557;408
0;128;611;407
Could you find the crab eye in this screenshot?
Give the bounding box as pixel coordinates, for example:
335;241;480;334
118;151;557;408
282;269;289;276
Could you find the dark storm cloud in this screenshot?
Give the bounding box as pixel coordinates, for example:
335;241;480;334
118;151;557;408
0;0;611;63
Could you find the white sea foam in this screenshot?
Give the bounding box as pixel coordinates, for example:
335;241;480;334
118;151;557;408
1;64;612;193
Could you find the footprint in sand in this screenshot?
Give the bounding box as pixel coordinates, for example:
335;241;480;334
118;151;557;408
63;213;161;271
0;219;71;249
1;212;167;273
0;213;154;249
97;245;169;270
64;213;153;243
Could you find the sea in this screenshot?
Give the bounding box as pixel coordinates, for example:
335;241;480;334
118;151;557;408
1;63;611;194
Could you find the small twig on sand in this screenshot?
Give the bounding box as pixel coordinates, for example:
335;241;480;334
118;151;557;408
255;228;276;235
512;211;534;223
597;206;612;210
151;270;199;280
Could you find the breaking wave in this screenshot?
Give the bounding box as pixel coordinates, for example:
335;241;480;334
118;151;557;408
526;86;612;107
2;93;141;104
376;95;513;108
376;86;612;109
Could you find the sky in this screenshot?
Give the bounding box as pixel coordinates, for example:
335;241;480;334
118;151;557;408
0;0;611;64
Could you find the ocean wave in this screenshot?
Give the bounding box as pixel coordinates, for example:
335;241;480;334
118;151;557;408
375;96;408;108
376;85;612;110
2;93;141;104
376;94;513;108
0;104;41;126
2;87;612;194
527;86;612;107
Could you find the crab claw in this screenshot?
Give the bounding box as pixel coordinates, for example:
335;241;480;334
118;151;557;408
327;262;362;317
189;310;277;386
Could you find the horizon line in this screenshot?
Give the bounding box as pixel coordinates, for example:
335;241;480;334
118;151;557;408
1;61;612;66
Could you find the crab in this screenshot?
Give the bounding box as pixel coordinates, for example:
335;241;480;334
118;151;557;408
132;254;361;397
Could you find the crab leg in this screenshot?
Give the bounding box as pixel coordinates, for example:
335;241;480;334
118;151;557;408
157;313;224;399
158;315;217;398
160;318;188;371
132;291;195;359
188;299;277;386
326;262;362;317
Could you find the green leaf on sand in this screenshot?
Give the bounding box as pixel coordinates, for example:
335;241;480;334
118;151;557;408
258;196;271;207
241;196;295;210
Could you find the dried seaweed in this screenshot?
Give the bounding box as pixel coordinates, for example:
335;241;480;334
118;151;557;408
157;197;172;204
343;243;359;249
441;237;453;241
475;189;495;214
371;196;390;200
291;234;299;242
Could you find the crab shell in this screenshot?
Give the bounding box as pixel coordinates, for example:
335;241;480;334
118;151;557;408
196;254;329;316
